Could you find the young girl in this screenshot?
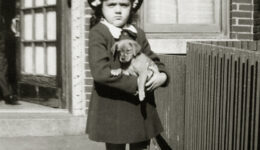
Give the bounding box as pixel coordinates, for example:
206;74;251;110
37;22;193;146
86;0;169;149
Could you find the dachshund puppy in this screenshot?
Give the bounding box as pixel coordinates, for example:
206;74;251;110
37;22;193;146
111;39;159;101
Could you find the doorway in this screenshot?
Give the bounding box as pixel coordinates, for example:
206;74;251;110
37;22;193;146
0;0;71;109
0;0;17;101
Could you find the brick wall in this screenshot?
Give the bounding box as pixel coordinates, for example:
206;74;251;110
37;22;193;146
254;0;260;39
84;1;93;111
231;0;260;40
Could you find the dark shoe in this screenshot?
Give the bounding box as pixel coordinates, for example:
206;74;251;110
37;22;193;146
4;95;20;105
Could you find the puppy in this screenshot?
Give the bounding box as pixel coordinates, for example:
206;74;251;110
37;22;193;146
110;39;159;101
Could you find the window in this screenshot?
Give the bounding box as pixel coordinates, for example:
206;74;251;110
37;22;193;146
142;0;228;36
22;0;57;78
16;0;71;108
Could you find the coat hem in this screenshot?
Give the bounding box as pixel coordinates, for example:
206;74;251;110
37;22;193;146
87;130;163;144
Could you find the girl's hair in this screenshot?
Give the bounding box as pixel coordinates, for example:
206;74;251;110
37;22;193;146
89;0;138;29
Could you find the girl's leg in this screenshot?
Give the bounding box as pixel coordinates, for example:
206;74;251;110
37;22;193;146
106;143;126;150
129;140;150;150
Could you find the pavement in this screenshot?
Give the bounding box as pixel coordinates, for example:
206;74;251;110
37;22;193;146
0;135;105;150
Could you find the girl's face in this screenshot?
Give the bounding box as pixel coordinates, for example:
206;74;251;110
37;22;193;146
102;0;132;27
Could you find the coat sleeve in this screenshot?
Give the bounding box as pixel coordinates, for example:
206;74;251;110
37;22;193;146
137;29;170;87
88;28;138;94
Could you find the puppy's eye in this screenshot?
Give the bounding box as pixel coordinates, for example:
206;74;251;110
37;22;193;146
127;49;132;53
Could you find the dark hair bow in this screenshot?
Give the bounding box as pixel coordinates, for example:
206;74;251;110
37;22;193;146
119;29;137;40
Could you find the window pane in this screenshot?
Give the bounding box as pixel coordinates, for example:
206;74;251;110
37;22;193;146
46;0;56;5
179;0;214;24
35;0;45;7
23;46;33;74
23;0;33;8
147;0;177;24
24;14;33;40
47;46;56;75
47;11;56;40
147;0;215;24
35;46;45;74
35;13;44;40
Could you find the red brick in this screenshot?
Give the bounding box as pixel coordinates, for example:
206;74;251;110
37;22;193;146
85;25;90;30
85;40;89;47
241;41;249;49
231;33;238;39
86;101;89;110
232;0;252;3
232;19;237;24
233;41;242;48
85;86;93;92
257;40;260;49
232;26;252;32
85;63;90;69
232;12;252;18
247;41;257;50
85;78;93;85
86;93;92;100
239;5;253;11
232;4;238;10
85;55;89;62
85;8;92;15
238;19;253;25
85;18;90;24
85;48;89;54
227;41;234;47
85;70;92;78
237;33;254;39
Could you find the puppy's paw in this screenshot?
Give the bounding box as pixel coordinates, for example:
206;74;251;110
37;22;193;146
139;91;145;101
122;70;130;76
111;68;122;76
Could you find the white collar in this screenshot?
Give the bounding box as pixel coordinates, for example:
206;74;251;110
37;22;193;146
101;19;137;39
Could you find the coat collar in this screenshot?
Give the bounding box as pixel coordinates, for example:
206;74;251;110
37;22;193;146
100;19;138;39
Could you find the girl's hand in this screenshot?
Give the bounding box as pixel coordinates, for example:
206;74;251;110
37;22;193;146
145;72;167;92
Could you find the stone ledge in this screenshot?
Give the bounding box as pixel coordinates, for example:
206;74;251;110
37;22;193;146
0;112;87;137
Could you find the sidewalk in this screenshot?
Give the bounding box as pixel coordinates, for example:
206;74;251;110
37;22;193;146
0;135;105;150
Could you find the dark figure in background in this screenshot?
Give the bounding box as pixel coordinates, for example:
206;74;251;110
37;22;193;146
0;0;19;105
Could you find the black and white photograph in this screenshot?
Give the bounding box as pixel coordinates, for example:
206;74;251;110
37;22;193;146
0;0;259;150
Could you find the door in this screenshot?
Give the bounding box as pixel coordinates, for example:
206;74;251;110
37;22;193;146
14;0;71;108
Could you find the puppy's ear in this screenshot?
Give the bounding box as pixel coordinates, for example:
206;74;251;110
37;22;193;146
131;41;141;56
111;42;118;57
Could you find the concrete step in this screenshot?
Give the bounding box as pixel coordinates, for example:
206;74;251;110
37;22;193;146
0;112;87;137
0;135;105;150
0;135;159;150
0;101;87;137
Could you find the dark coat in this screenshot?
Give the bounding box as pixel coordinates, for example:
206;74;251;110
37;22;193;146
86;23;169;144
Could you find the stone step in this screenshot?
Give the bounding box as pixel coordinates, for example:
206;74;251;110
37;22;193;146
0;135;105;150
0;112;87;137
